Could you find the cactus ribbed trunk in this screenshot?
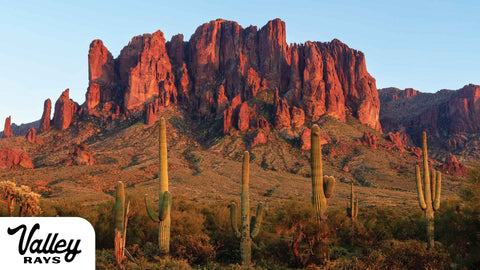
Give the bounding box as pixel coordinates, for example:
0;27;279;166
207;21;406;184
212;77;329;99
114;181;125;266
158;118;171;254
145;118;172;256
240;152;251;266
422;135;434;248
310;124;336;262
229;151;263;266
415;132;442;249
311;125;327;222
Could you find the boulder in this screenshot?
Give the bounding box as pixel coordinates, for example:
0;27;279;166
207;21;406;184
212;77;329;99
0;148;34;169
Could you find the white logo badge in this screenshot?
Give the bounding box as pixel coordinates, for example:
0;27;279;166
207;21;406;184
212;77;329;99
0;217;95;269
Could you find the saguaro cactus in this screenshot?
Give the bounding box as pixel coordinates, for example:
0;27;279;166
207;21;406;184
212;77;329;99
114;181;130;266
311;124;336;222
145;117;172;254
347;181;359;222
415;131;442;249
229;151;264;266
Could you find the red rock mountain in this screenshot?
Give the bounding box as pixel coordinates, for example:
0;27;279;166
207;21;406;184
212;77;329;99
3;116;12;138
39;98;52;132
380;84;480;140
53;89;78;131
83;18;381;133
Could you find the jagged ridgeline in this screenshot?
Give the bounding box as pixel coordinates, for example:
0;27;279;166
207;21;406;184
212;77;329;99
33;18;381;138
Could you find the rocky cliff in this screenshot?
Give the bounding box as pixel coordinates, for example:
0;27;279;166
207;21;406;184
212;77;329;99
380;84;480;139
3;116;12;138
83;18;381;133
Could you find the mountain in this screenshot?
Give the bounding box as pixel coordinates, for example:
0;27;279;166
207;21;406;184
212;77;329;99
379;84;480;162
0;19;468;208
81;18;381;133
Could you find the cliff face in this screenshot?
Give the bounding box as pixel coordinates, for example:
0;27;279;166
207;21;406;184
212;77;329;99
379;84;480;144
85;18;382;132
85;40;116;111
53;89;78;131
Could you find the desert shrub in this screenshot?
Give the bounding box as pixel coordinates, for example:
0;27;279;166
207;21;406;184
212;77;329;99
170;199;216;264
344;206;424;247
201;202;240;264
265;199;343;268
435;166;480;269
348;240;450;270
96;247;193;270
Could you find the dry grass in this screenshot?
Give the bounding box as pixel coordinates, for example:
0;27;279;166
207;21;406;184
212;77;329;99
0;109;464;212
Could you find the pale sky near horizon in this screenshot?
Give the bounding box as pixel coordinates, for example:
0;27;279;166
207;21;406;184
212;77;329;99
0;0;479;127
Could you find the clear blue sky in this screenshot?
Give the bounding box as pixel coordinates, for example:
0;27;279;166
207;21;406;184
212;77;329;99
0;0;479;126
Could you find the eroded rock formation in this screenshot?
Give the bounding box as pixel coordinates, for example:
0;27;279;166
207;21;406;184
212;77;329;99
39;99;52;132
53;89;78;130
66;143;94;166
84;18;381;133
3;116;12;138
26;127;36;143
441;153;466;176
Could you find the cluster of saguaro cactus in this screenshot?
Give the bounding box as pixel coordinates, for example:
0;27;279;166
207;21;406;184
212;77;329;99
145;117;172;254
0;181;41;217
114;181;130;266
229;151;264;266
310;124;336;223
347;181;359;222
415;131;442;249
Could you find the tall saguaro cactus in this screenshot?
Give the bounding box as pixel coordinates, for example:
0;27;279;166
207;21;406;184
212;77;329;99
114;181;130;266
311;124;336;222
145;117;172;254
415;131;442;249
229;151;264;266
347;181;358;222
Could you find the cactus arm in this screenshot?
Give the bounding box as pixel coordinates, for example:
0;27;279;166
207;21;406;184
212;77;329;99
145;194;159;222
250;203;264;238
158;191;171;221
415;165;427;210
229;202;241;238
123;201;130;246
433;172;441;211
431;169;436;202
323;176;335;198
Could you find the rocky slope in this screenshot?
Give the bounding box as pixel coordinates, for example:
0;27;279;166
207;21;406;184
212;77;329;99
6;18;383;151
0;19;473;209
379;84;480;167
